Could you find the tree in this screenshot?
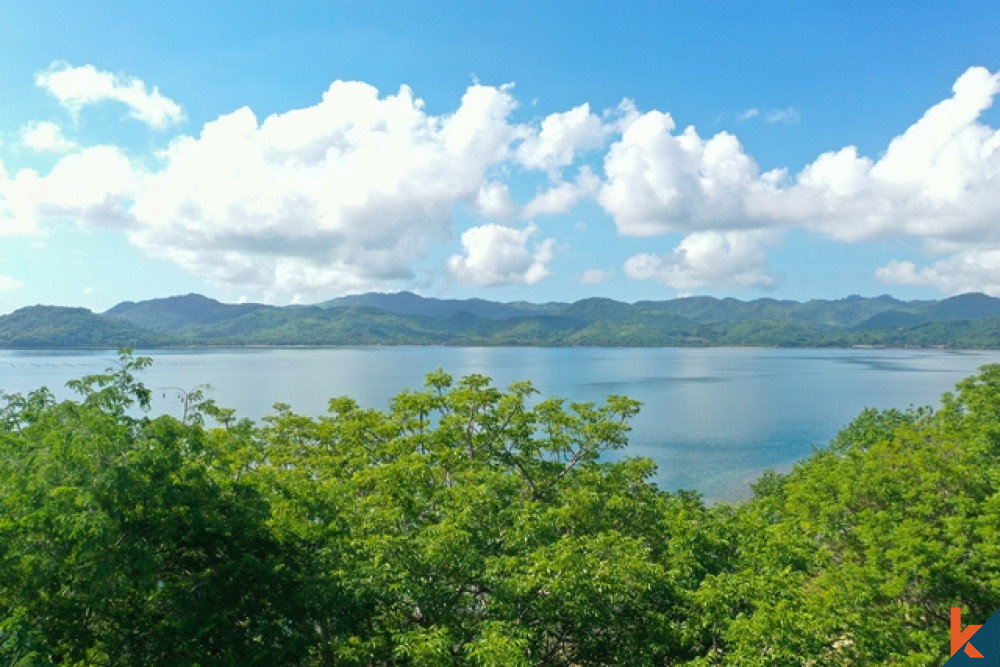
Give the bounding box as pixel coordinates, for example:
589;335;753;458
232;368;722;664
5;352;998;664
693;365;1000;665
0;351;308;665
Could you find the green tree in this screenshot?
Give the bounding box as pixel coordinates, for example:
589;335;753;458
6;352;999;665
693;366;1000;665
0;352;307;665
229;369;722;664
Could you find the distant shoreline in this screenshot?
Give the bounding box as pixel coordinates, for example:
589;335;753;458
5;291;1000;349
0;342;994;351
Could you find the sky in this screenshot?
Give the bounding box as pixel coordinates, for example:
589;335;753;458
1;1;1000;313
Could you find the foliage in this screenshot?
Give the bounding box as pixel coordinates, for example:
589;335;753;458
692;370;1000;665
1;352;999;664
7;292;1000;347
0;351;303;665
0;306;175;348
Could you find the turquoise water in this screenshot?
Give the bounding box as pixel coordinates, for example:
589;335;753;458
2;347;998;502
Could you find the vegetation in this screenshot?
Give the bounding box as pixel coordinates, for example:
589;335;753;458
1;352;998;664
0;306;177;348
5;291;1000;347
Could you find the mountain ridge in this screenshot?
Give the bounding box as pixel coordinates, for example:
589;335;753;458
2;291;1000;348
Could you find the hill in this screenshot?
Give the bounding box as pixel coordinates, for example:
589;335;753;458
2;292;1000;348
105;293;269;333
319;291;566;319
0;306;176;348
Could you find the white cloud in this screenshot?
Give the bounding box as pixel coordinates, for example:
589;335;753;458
0;275;22;291
599;112;769;236
515;103;606;173
737;107;799;124
876;251;1000;296
522;180;582;217
20;121;76;152
1;149;127;236
1;78;539;298
607;98;641;132
522;167;600;217
602;66;1000;244
755;67;1000;242
601;67;1000;294
6;64;1000;297
1;145;139;234
447;222;555;286
624;230;779;290
762;67;1000;293
578;268;612;285
35;62;185;129
476;181;517;220
119;81;523;298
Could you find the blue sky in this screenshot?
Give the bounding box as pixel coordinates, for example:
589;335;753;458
1;1;999;312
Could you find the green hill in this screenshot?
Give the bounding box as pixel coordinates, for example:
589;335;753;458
319;291;565;320
924;292;1000;320
105;293;269;333
4;292;1000;348
0;306;176;348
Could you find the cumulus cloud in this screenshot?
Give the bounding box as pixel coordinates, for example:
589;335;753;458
1;145;138;234
522;167;601;218
35;62;185;128
765;67;1000;293
7;63;1000;298
623;230;779;291
447;222;555;286
120;81;524;298
20;121;76;152
602;65;1000;246
4;76;562;297
599;66;1000;294
876;251;1000;296
750;66;1000;246
476;181;518;220
599;111;771;236
515;103;607;173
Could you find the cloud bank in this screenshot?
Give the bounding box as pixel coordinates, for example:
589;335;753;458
3;63;1000;299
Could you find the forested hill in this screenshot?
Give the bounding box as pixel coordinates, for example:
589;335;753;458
0;306;177;348
4;291;1000;347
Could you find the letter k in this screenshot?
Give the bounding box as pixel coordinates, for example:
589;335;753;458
951;607;984;658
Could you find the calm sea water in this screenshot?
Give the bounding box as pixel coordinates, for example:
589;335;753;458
2;347;998;502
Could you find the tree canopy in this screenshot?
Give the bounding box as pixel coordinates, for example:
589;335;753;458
1;351;997;664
